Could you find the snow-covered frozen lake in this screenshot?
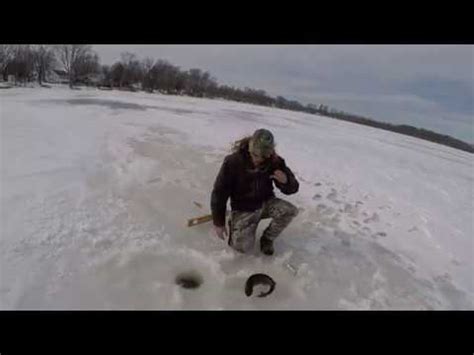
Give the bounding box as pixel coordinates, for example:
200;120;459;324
1;85;472;309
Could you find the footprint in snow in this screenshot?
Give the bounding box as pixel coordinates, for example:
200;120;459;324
363;213;380;224
334;230;352;247
326;189;342;204
341;239;351;247
147;177;162;184
372;232;387;238
451;259;462;266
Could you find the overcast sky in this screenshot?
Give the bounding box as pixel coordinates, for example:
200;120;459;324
93;45;474;143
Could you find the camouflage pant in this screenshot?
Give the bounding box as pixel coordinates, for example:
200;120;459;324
228;197;299;253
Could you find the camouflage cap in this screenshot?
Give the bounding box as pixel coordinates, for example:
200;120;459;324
249;128;275;158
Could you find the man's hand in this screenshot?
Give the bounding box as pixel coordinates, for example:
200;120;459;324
270;169;288;184
214;225;228;240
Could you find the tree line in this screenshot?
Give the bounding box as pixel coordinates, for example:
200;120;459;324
1;44;472;153
0;44;100;87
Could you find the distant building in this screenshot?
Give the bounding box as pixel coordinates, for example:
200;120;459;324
49;69;69;84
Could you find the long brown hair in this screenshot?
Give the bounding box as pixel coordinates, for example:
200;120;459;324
231;136;252;153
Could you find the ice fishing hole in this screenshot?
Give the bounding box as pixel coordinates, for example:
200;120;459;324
175;271;203;289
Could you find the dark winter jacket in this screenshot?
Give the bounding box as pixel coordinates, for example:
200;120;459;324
211;142;299;227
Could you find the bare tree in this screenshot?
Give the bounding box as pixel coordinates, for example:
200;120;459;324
161;64;180;94
32;45;56;85
100;64;112;88
174;70;188;94
142;59;172;93
110;62;125;88
186;68;203;96
205;75;219;97
55;45;92;88
74;52;100;85
120;52;136;65
142;57;154;73
141;57;155;92
8;45;36;85
0;45;15;81
119;52;134;87
119;52;143;89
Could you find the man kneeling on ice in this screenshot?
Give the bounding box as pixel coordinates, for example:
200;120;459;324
211;128;299;255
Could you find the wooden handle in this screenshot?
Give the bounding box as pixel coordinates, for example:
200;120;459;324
187;214;213;227
187;211;230;227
